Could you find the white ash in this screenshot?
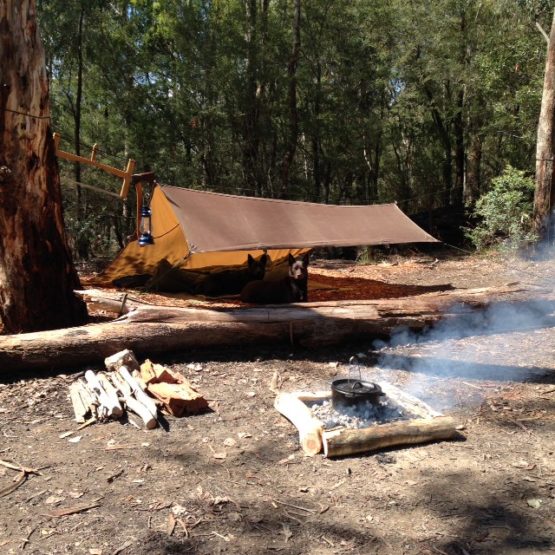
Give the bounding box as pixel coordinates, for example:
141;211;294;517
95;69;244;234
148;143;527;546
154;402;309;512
309;397;408;430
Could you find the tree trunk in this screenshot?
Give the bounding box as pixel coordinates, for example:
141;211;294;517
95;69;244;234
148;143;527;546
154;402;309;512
453;9;467;210
465;133;482;205
534;8;555;240
424;84;453;206
311;61;322;202
280;0;301;197
453;88;465;209
74;6;88;259
243;0;260;195
0;0;87;333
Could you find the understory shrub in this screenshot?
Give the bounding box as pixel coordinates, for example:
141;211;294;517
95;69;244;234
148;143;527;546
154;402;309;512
466;166;537;251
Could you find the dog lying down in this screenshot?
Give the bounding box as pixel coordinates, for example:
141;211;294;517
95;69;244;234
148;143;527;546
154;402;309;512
240;253;309;304
196;253;268;297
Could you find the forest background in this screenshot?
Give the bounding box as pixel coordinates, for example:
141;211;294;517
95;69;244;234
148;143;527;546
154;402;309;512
36;0;554;259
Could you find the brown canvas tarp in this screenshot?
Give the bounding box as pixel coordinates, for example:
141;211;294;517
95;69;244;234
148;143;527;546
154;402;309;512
163;186;437;252
99;185;438;286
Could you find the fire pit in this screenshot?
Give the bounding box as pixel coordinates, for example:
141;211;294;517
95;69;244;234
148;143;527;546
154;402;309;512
311;386;406;430
274;380;460;458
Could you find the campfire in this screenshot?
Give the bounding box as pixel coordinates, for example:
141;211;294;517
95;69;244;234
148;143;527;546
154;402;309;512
310;381;408;430
274;371;461;458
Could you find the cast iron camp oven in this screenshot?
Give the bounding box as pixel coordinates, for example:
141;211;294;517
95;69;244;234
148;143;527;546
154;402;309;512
331;379;385;409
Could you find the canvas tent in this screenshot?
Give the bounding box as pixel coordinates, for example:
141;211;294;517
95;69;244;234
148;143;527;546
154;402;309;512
99;184;438;287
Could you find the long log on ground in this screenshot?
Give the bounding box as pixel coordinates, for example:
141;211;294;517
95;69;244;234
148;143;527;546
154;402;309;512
0;284;532;372
322;416;459;458
77;284;526;322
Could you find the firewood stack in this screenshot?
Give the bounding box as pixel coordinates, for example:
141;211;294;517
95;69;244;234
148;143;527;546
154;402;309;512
68;349;208;429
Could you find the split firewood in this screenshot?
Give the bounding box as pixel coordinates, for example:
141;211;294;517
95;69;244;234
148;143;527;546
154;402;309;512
75;379;99;420
105;349;140;373
117;366;158;419
69;381;89;423
109;372;157;429
77;379;95;408
274;393;324;456
123;396;157;429
84;370;123;419
140;360;208;417
105;349;156;409
97;373;124;415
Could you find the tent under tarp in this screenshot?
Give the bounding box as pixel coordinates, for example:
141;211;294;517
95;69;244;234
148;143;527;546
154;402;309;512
98;185;438;287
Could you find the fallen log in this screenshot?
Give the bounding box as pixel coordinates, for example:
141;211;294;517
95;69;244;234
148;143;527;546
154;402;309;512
76;284;524;322
322;416;459;458
0;284;529;372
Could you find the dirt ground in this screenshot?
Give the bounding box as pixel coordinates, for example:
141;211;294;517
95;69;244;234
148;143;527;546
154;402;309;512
1;249;554;555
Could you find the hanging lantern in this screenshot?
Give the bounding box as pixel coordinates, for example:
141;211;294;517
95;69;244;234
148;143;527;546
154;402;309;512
138;205;154;246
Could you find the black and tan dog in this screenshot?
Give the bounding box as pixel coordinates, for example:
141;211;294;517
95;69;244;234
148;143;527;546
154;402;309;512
197;253;268;297
240;253;309;304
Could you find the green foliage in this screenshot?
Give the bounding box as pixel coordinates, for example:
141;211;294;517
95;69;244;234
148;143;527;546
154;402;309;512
466;166;538;251
35;0;549;257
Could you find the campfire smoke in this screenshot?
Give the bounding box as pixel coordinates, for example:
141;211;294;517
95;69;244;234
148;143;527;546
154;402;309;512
369;248;555;407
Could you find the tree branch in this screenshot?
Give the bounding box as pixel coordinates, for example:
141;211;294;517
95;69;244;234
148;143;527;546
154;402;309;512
536;21;550;44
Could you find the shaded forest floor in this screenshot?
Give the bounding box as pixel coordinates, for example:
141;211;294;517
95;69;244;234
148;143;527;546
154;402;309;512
1;249;554;555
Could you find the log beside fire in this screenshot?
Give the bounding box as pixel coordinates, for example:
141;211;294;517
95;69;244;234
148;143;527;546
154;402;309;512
274;393;323;456
322;416;459;457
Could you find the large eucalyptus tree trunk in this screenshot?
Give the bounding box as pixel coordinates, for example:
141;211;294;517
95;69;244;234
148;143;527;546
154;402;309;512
0;0;87;333
534;9;555;241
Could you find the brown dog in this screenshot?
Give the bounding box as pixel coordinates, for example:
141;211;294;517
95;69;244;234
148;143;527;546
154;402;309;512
240;253;309;304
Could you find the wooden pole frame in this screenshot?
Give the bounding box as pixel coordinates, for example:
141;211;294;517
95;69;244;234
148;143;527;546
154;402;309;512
53;133;136;199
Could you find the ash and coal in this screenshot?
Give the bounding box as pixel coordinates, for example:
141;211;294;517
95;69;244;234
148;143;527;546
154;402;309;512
309;396;409;430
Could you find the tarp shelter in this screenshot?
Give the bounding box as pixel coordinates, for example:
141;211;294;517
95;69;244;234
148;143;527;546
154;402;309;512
99;184;438;286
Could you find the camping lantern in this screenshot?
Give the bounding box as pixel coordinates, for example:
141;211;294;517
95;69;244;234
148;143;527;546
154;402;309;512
138;205;154;246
